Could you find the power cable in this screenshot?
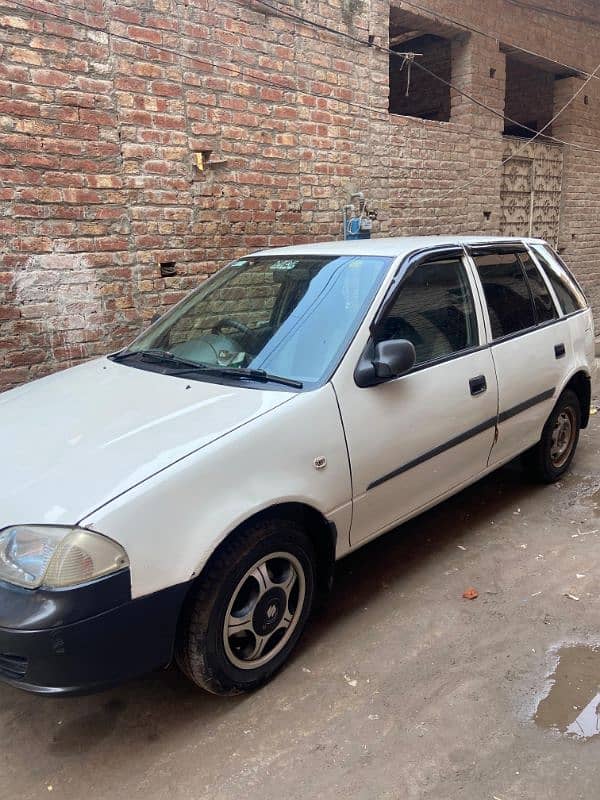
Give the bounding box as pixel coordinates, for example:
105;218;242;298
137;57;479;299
411;59;600;153
394;0;599;81
440;60;600;199
505;0;600;28
2;0;396;119
5;0;600;157
253;0;600;154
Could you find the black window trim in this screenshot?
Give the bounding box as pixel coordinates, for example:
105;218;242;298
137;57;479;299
370;245;465;337
357;245;482;381
527;242;589;317
468;243;539;342
517;248;560;325
465;241;586;346
353;239;589;388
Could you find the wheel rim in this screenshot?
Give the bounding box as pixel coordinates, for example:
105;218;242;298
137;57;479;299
550;406;576;468
223;551;306;670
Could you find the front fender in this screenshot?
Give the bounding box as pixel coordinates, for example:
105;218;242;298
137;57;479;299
81;383;352;598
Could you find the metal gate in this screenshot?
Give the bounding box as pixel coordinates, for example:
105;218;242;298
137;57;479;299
500;137;563;247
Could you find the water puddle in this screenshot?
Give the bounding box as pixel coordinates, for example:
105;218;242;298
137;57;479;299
535;645;600;741
593;488;600;516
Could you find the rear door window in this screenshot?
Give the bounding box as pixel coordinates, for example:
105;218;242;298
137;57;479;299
531;245;587;314
376;256;478;366
519;252;558;323
472;251;535;339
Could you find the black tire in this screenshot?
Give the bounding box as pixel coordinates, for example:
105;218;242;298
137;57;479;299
523;388;581;483
175;517;316;695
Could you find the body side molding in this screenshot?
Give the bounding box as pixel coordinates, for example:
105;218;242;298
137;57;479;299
366;388;555;491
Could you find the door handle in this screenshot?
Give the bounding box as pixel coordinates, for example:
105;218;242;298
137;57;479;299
554;343;566;359
469;375;487;396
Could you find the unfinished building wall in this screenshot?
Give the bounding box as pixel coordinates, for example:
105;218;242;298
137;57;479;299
1;0;599;391
504;56;555;135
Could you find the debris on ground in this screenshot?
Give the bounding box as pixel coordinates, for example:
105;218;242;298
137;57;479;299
462;587;479;600
564;593;580;601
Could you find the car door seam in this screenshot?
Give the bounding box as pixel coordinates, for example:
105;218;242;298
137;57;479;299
497;388;555;423
329;381;354;546
365;386;556;491
366;415;497;491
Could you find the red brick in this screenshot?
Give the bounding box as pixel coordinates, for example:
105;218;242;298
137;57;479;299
127;26;162;45
1;0;600;395
31;68;73;87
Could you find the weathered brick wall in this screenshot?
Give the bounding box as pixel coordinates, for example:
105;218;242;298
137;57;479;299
553;73;600;321
1;0;599;391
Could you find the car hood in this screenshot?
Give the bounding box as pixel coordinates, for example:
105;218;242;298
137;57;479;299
0;358;294;528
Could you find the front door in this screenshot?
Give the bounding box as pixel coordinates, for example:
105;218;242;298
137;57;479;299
332;248;499;547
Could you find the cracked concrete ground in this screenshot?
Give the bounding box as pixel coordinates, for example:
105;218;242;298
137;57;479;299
2;404;599;800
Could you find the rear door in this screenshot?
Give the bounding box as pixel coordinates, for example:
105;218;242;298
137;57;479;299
466;243;571;466
332;247;499;547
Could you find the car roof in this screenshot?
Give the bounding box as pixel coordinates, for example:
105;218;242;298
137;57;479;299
250;235;547;259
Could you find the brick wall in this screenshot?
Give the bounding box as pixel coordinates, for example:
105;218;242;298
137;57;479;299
1;0;599;391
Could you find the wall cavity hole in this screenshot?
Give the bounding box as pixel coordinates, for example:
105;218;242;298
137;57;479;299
483;210;491;220
160;261;177;278
489;67;496;78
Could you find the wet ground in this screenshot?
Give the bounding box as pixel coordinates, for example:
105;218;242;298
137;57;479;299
2;405;600;799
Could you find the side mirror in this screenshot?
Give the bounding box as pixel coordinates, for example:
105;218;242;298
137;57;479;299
373;339;416;379
354;339;416;387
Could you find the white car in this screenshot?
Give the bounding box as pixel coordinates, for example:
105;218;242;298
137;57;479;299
0;236;595;695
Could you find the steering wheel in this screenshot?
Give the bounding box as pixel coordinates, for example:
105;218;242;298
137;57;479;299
212;317;253;338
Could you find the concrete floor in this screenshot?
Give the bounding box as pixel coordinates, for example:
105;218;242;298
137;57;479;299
2;412;600;800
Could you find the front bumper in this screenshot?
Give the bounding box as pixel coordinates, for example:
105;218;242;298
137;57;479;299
0;572;190;695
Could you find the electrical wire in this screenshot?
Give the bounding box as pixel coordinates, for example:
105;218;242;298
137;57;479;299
505;0;600;28
2;0;396;119
4;0;600;158
394;0;600;81
411;59;600;154
250;0;413;53
440;60;600;199
254;0;600;154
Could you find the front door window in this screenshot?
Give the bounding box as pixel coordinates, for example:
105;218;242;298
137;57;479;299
376;257;479;366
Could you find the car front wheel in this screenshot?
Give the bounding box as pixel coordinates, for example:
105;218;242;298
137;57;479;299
176;517;316;695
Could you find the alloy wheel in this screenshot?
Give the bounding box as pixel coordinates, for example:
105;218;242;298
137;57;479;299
223;551;306;670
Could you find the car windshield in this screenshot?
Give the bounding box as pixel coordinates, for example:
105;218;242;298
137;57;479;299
122;254;392;388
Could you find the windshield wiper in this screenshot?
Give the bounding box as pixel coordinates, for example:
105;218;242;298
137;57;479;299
171;363;303;389
111;350;303;388
110;348;200;369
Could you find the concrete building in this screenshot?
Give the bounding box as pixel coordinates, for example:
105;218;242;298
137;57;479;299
1;0;599;391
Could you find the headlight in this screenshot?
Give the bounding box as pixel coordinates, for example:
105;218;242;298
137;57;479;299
0;526;129;589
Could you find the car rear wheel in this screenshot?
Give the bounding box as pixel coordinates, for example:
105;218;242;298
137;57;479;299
176;517;316;695
523;388;581;483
